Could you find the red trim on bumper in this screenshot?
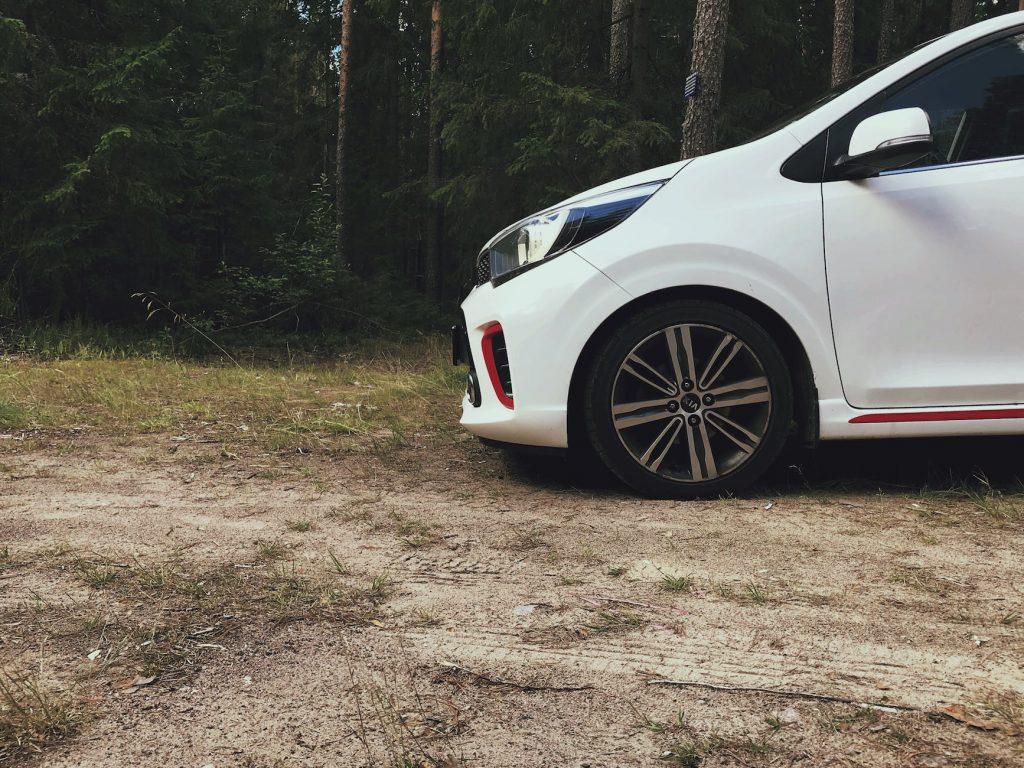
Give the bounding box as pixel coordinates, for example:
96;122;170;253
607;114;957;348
850;408;1024;424
482;323;514;410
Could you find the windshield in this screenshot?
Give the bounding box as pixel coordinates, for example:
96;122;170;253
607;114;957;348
748;37;944;142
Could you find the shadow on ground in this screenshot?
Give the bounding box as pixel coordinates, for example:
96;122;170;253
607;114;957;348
491;436;1024;497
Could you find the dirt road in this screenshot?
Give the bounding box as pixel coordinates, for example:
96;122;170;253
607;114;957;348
2;433;1023;767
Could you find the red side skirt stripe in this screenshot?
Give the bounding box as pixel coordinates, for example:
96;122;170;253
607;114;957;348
850;408;1024;424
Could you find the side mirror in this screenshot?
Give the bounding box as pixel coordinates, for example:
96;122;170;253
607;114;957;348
835;107;934;179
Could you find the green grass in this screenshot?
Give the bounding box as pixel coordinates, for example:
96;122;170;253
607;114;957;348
2;321;175;361
918;474;1024;526
0;335;463;450
0;399;27;429
962;482;1024;524
662;574;693;593
744;581;770;604
327;551;350;575
256;540;287;560
72;559;118;589
666;732;775;767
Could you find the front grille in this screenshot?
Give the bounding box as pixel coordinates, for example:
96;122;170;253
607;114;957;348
476;251;491;286
490;330;513;399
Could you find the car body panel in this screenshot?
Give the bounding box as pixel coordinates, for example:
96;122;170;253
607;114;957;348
824;155;1024;409
460;251;631;447
459;11;1024;450
574;129;841;406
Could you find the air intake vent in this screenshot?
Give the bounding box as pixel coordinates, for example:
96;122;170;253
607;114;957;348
482;324;513;409
490;330;512;400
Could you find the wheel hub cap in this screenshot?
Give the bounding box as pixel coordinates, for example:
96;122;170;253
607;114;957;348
610;323;773;483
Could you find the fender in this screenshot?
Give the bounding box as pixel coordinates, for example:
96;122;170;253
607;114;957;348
574;131;844;405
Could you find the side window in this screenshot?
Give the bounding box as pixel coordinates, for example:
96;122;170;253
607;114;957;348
827;32;1024;177
886;33;1024;165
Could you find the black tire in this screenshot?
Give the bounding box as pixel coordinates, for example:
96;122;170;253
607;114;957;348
583;300;793;498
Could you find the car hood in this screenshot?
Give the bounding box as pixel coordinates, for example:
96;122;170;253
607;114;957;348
551;159;692;209
483;159;692;252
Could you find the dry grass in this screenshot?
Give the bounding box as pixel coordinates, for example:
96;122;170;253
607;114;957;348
890;566;953;596
5;549;397;694
918;474;1024;527
664;730;777;767
982;690;1024;732
0;336;462;451
0;548;397;761
0;672;80;764
386;512;439;550
0;548;399;760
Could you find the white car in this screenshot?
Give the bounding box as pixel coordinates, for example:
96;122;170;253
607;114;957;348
454;12;1024;498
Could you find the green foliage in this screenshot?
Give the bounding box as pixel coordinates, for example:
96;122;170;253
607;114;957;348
218;178;341;328
0;0;1016;329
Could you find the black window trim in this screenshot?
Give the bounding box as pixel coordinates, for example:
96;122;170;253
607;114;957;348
782;23;1024;184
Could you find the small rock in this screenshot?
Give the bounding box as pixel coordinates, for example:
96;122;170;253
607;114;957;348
912;755;949;768
778;706;801;725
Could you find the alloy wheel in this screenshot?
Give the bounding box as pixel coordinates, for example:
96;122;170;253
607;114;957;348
610;323;772;483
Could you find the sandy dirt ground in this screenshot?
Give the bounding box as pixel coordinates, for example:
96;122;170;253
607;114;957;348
2;431;1023;767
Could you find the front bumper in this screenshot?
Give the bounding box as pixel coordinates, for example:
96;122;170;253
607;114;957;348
456;251;632;448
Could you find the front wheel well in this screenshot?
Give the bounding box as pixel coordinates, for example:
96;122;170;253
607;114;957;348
567;286;818;454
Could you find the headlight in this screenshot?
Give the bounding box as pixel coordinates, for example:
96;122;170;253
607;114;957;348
481;181;665;285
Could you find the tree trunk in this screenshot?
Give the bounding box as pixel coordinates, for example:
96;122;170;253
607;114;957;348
335;0;354;269
610;0;632;87
877;0;895;63
679;0;731;160
630;0;649;108
949;0;972;31
899;0;923;51
425;0;444;301
831;0;854;88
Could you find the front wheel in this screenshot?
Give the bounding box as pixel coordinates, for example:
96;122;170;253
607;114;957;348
583;300;793;498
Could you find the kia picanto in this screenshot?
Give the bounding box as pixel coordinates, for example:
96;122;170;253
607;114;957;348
454;12;1024;498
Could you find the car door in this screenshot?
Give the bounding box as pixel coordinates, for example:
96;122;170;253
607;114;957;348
822;31;1024;410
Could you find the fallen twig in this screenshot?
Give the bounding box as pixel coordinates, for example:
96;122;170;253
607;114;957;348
581;594;686;617
646;678;920;713
438;663;593;693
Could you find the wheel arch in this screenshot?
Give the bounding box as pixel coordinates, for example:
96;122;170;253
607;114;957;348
567;285;819;454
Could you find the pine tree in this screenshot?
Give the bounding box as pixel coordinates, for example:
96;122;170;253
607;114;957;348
11;0;991;323
610;0;631;87
899;0;924;51
949;0;973;31
877;0;895;62
630;0;649;108
831;0;854;88
680;0;731;160
336;0;355;269
424;0;444;301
